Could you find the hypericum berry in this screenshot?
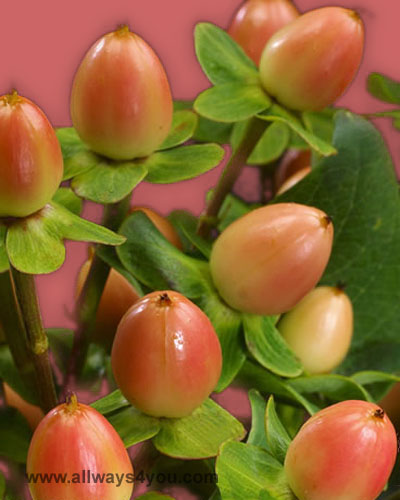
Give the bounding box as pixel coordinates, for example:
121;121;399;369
379;383;400;430
111;291;222;418
130;206;182;250
275;149;311;189
228;0;299;65
276;166;311;195
284;400;397;500
278;286;353;374
76;260;140;350
210;203;333;315
0;91;63;217
71;25;173;160
27;394;134;500
3;383;44;430
259;7;364;111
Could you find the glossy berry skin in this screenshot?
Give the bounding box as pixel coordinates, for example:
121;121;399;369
111;291;222;418
210;203;333;315
130;206;182;250
276;166;311;195
228;0;299;65
27;395;134;500
71;26;173;160
278;286;353;374
76;261;140;350
0;92;63;217
284;400;398;500
259;7;364;111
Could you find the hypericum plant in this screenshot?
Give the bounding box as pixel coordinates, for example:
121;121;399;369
111;291;222;417
278;285;353;374
210;203;334;315
284;400;398;500
27;394;134;500
2;3;400;499
228;0;299;65
0;91;63;217
259;7;364;111
71;25;173;160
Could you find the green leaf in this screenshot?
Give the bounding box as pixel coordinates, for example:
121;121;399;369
6;202;125;274
248;122;290;165
238;361;320;415
243;315;303;378
71;160;148;204
96;245;145;297
168;210;211;259
258;104;336;156
0;345;38;405
195;83;270;123
352;371;400;402
118;211;212;298
247;389;268;449
302;108;336;145
52;187;82;215
265;396;292;464
216;193;252;232
105;405;160;448
144;144;224;183
370;110;400;130
91;389;130;415
276;111;400;374
0;227;8;272
286;374;371;402
216;441;296;500
56;127;97;180
158;110;198;150
198;291;245;392
173;100;233;144
367;73;400;104
0;407;32;463
195;116;233;144
194;23;259;86
153;398;245;459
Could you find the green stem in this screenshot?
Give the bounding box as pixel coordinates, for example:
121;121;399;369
197;117;267;238
9;267;58;412
63;194;131;390
0;272;36;395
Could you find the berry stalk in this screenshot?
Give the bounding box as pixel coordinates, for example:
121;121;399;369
9;267;57;412
63;193;131;390
197;117;267;238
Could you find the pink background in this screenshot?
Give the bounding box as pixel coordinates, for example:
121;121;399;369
0;1;398;374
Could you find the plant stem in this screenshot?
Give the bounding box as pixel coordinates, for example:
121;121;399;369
9;267;58;412
197;117;267;238
0;271;36;395
63;194;131;390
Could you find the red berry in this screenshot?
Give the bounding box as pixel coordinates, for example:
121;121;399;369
284;400;398;500
111;291;222;418
27;394;134;500
278;286;353;374
210;203;333;315
71;26;173;160
228;0;299;65
259;7;364;111
0;92;63;217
